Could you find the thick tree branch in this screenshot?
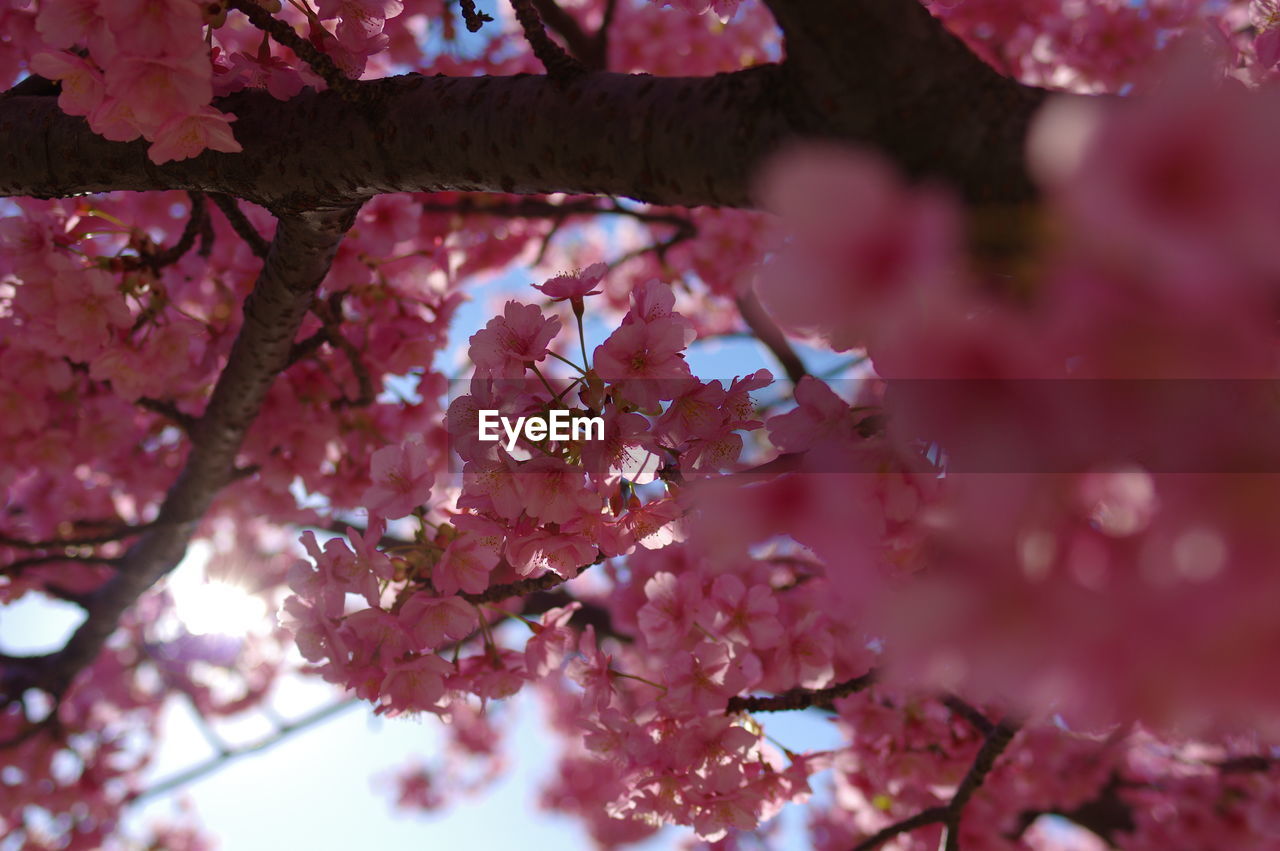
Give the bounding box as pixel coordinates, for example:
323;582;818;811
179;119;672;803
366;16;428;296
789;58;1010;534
5;205;361;700
762;0;1044;201
0;0;1052;211
0;71;790;209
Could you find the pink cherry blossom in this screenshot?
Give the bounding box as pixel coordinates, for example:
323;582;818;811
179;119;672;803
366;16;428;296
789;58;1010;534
29;52;105;116
533;262;608;303
469;300;562;378
593;318;693;409
148;107;242;165
362;439;435;519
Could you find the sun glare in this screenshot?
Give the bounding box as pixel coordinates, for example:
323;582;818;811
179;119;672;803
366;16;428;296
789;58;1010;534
168;542;269;636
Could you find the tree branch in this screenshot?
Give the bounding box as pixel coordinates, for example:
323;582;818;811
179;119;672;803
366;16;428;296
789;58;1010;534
736;289;807;384
762;0;1044;201
941;718;1018;850
0;523;154;549
458;555;602;604
852;806;948;851
226;0;360;101
853;714;1019;851
3;204;361;700
531;0;606;69
0;0;1053;212
511;0;586;79
0;553;120;578
210;193;271;258
725;670;876;714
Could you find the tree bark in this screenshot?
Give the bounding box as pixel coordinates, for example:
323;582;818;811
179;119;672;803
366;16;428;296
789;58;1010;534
0;0;1048;209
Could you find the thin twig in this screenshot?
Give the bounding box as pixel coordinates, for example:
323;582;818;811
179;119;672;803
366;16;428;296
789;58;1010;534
735;290;807;385
117;193;207;272
327;331;377;409
0;524;154;550
210;193;271;258
226;0;360;100
137;396;198;431
510;0;586;79
458;555;602;604
851;713;1019;851
852;806;948;851
726;670;877;714
941;694;994;736
530;0;605;69
0;554;121;577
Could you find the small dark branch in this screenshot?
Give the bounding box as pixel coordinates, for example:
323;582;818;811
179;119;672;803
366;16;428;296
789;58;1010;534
210;193;271;258
522;590;631;642
458;0;494;32
851;806;948;851
1;554;120;578
725;669;877;714
595;0;617;64
198;204;216;257
511;0;586;80
118;193;207;272
327;331;376;409
530;0;605;69
226;0;359;100
857;713;1019;851
137;396;198;431
941;694;994;736
288;328;329;366
148;192;206;268
736;289;807;385
1218;755;1276;774
303;292;373;408
459;555;602;604
1009;773;1136;846
0;524;154;549
941;718;1020;851
613;223;696;268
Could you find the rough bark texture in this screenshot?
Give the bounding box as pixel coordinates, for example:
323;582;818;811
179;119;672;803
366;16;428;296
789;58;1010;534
0;1;1047;209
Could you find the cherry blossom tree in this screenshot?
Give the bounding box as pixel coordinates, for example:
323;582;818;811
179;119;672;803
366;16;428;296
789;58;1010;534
3;0;1280;847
